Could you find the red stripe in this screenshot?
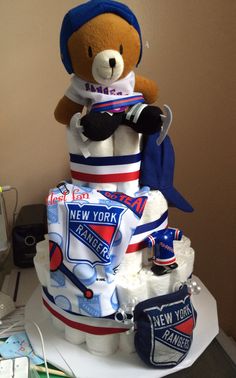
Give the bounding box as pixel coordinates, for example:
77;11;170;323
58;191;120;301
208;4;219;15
148;235;155;247
175;317;194;335
71;170;140;183
43;298;128;335
93;96;143;109
126;240;146;253
175;229;179;240
154;257;176;266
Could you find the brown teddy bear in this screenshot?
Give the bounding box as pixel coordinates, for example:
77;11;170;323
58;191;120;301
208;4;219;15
54;0;163;141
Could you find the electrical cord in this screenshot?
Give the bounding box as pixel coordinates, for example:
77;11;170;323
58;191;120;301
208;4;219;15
0;319;50;378
11;187;19;226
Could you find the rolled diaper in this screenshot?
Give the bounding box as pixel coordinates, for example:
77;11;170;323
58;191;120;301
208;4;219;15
173;235;191;254
145;269;173;297
144;242;195;297
86;333;119;356
119;332;135;353
51;315;65;331
118;251;142;275
140;190;168;225
34;236;50;287
175;246;195;281
65;325;86;345
116;273;148;306
67;123;116;190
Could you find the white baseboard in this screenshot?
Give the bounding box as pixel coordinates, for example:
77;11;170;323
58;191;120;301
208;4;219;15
217;329;236;365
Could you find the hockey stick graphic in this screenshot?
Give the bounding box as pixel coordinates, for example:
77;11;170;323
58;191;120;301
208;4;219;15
49;240;93;299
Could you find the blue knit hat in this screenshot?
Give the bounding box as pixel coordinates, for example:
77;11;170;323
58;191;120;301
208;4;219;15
60;0;143;74
140;134;194;213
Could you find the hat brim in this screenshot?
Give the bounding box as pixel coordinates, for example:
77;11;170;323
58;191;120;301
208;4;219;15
161;187;194;213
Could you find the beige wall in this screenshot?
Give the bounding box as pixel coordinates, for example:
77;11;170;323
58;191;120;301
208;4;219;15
0;1;235;338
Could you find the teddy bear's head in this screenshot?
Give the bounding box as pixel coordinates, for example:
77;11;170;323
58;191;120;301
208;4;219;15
60;0;142;85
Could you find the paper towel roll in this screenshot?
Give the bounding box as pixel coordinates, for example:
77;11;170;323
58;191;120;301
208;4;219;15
65;325;86;345
86;333;119;356
116;273;148;306
119;332;135;353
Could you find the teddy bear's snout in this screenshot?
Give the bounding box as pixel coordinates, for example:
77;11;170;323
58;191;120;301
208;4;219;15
92;49;124;85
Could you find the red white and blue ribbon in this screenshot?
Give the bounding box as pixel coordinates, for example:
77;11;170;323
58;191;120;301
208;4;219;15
42;287;129;335
91;95;145;112
126;210;168;253
70;153;141;184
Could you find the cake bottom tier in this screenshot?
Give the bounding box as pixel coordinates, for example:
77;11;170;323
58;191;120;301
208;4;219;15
34;235;195;356
25;277;219;378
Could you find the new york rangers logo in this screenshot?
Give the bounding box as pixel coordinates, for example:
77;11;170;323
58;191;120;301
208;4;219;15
66;203;125;266
145;294;196;367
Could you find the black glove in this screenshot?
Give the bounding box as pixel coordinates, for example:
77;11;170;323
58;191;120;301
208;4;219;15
81;112;123;141
123;105;163;135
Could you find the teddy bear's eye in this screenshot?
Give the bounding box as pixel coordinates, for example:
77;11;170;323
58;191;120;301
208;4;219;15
119;44;123;55
88;46;93;58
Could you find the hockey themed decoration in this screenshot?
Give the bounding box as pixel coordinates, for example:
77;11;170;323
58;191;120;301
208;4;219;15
33;0;199;368
146;228;183;276
46;184;147;318
56;0;165;141
134;285;197;368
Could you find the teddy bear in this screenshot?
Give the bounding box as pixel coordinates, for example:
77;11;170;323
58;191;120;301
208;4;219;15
54;0;168;195
54;0;163;143
54;0;193;263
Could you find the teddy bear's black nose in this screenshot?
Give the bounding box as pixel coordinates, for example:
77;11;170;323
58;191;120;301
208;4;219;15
109;58;116;68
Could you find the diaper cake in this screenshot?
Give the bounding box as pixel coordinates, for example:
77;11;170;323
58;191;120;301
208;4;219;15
34;0;200;369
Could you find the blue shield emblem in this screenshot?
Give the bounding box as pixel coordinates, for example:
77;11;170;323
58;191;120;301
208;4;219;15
134;286;197;368
65;203;125;267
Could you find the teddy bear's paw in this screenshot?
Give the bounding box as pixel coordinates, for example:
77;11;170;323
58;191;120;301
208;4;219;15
81;112;123;141
125;105;163;135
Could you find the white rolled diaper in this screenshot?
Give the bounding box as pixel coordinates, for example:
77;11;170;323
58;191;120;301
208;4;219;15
118;251;143;275
34;236;50;287
65;325;86;345
116;273;148;306
144;241;195;297
51;315;65;332
86;333;119;356
119;332;135;353
140;190;168;225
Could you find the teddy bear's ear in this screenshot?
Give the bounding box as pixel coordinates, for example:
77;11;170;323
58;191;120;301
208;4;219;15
59;0;143;74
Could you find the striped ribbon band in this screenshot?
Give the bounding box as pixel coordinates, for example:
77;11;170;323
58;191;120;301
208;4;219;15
154;257;176;266
91;95;145;112
42;288;129;335
70;153;141;184
71;170;140;183
126;210;168;253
